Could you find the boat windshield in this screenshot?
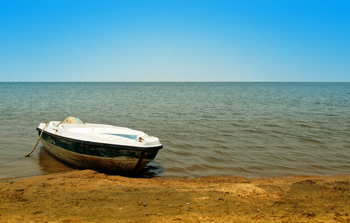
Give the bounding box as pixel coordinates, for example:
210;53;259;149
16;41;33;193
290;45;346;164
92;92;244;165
61;117;84;124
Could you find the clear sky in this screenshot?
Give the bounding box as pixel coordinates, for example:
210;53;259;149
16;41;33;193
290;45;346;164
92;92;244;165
0;0;349;82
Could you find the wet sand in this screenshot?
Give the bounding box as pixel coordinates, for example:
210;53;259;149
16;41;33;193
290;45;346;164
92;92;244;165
1;170;350;223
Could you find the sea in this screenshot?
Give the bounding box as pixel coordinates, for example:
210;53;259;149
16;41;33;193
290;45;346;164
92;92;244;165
0;82;349;180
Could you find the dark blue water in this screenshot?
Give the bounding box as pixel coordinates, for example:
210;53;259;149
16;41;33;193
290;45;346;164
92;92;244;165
0;82;349;179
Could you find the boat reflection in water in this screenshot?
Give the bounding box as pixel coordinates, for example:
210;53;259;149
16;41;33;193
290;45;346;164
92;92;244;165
38;146;163;178
38;147;73;174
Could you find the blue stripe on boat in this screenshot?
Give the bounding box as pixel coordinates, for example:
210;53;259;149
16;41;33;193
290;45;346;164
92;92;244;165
102;133;138;140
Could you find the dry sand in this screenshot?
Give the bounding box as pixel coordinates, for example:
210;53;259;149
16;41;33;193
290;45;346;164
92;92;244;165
1;170;350;222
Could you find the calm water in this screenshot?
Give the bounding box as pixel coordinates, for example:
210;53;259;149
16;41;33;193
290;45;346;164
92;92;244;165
0;82;349;179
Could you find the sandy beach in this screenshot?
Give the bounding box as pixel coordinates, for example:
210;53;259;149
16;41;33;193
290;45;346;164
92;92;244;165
0;170;349;222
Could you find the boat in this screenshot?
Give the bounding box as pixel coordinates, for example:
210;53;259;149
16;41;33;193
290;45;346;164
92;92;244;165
36;117;163;174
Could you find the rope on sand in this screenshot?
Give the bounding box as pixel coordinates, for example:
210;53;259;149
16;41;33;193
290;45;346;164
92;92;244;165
25;121;48;157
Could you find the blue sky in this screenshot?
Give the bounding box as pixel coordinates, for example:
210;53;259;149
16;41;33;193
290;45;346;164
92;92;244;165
0;0;349;82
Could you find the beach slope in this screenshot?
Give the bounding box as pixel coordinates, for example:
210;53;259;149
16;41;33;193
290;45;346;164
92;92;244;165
1;170;350;222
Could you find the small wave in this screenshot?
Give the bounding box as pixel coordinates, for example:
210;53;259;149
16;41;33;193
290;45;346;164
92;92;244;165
298;137;323;144
299;123;313;128
310;165;327;170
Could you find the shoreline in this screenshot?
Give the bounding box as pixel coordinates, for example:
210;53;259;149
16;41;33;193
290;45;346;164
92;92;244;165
1;169;350;222
2;169;349;183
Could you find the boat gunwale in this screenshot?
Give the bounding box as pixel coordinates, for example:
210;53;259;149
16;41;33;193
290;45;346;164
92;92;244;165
36;127;163;152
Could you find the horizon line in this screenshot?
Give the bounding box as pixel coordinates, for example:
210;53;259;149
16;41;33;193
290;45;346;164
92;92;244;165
0;81;349;83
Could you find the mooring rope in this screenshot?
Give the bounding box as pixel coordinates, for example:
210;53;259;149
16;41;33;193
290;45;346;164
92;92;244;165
25;121;48;157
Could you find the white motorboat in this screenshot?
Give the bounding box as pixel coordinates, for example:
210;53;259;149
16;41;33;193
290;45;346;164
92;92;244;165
37;117;163;174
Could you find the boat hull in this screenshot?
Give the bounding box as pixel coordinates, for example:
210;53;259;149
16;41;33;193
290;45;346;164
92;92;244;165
38;129;162;173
